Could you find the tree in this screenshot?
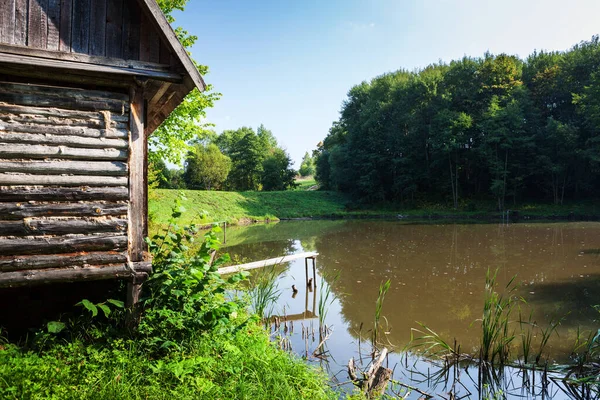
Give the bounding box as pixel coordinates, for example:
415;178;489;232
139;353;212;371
184;144;231;190
150;0;221;166
261;148;297;191
225;128;264;191
299;152;315;177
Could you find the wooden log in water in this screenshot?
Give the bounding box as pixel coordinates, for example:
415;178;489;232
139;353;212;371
0;251;127;271
0;131;129;149
0;218;127;236
0;120;128;139
0;202;128;220
0;174;128;187
0;143;128;160
0;160;128;176
0;186;129;201
0;234;127;256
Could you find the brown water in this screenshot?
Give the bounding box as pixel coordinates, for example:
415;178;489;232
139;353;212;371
223;220;600;397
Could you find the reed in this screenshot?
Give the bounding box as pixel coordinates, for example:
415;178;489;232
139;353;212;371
480;268;519;365
317;272;339;327
248;266;281;320
372;279;391;348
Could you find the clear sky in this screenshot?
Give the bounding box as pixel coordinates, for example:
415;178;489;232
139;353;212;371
173;0;600;167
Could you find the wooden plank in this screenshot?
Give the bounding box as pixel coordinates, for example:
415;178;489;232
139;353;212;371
0;132;129;149
128;85;146;262
0;102;129;123
0;52;183;85
0;174;128;187
0;218;128;236
89;0;107;56
13;0;27;46
0;43;172;72
0;234;127;256
71;0;91;53
123;0;140;60
148;82;171;109
147;28;160;63
59;0;72;51
0;264;134;287
106;0;123;59
0;143;128;160
0;251;127;272
0;63;136;89
0;160;128;176
217;252;320;275
28;0;48;49
0;202;128;220
0;186;129;201
138;12;150;61
46;0;62;51
0;0;16;44
159;38;170;64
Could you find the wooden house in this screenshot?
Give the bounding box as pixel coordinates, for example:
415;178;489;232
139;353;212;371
0;0;204;303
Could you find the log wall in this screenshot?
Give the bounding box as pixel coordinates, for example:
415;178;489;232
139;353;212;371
0;81;132;285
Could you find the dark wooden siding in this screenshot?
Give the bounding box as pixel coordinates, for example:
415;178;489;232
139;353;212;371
0;82;130;275
0;0;170;63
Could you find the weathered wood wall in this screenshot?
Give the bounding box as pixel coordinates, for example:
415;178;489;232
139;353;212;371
0;81;133;285
0;0;170;64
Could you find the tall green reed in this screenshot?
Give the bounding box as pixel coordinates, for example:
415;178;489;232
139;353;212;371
372;279;391;348
248;266;281;320
480;268;520;365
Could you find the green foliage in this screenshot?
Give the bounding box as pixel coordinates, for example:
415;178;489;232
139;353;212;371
150;89;221;166
299;152;316;177
150;0;221;167
316;36;600;208
184;143;232;190
261;148;298;191
219;127;265;191
141;196;248;350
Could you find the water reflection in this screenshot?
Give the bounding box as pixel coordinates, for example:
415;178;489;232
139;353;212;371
226;221;600;360
225;220;600;398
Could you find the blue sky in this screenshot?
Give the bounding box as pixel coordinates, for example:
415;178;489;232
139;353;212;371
173;0;600;167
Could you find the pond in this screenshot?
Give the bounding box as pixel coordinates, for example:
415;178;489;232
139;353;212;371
222;220;600;398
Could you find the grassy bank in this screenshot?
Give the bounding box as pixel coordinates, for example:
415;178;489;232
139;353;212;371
149;188;600;229
0;319;334;400
149;188;352;227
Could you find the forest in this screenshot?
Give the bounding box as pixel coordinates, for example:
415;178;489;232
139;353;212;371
314;36;600;210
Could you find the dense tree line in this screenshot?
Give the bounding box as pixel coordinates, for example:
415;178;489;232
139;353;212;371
315;36;600;209
156;125;297;191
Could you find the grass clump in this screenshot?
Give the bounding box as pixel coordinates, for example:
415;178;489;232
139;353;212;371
0;198;336;400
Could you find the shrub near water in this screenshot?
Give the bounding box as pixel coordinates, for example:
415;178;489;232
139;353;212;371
0;200;336;400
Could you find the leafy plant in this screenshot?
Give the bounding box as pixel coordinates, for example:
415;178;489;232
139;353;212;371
140;195;248;351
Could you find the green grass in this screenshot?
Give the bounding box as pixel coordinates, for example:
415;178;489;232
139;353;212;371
294;176;318;191
149;189;351;227
0;320;336;400
149;189;600;231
